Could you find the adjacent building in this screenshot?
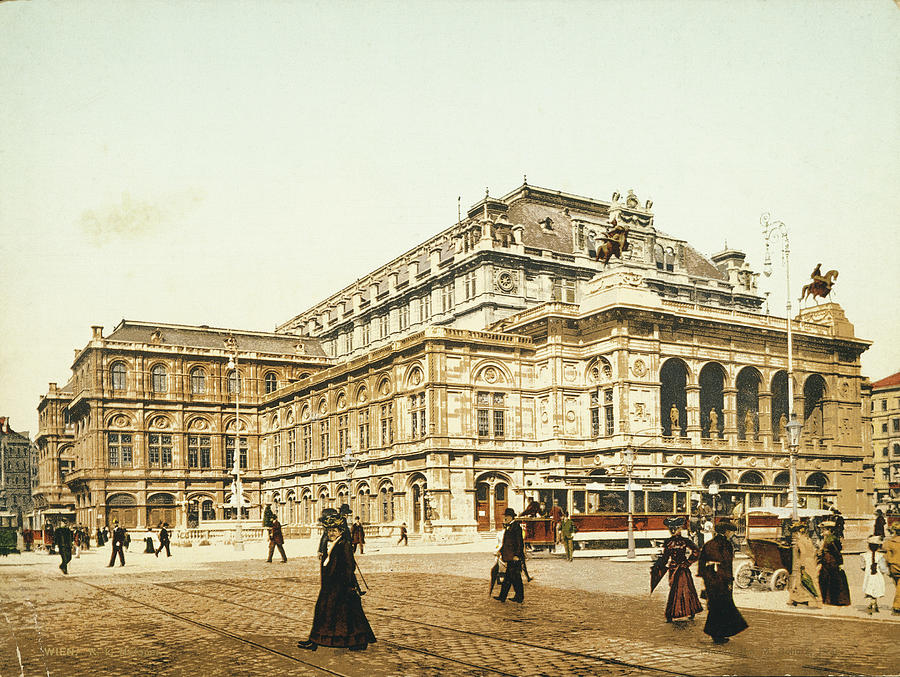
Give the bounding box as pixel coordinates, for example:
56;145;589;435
0;418;37;525
35;182;875;537
871;371;900;508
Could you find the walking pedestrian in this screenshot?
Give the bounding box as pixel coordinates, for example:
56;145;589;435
860;536;888;614
874;509;886;538
697;522;747;644
548;499;564;553
96;527;104;547
700;517;714;548
397;522;408;546
493;508;525;603
817;521;850;606
559;512;577;562
650;516;703;622
108;522;127;567
351;517;365;554
296;511;376;652
73;527;82;559
54;520;74;575
787;521;822;608
882;522;900;616
266;517;287;563
829;506;845;539
155;523;172;558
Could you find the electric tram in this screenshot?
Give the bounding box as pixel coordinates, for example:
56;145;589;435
0;511;20;556
520;475;691;555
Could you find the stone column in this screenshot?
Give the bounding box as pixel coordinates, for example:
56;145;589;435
759;391;773;449
686;385;701;442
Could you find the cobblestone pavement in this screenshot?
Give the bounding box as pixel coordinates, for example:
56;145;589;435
1;542;898;676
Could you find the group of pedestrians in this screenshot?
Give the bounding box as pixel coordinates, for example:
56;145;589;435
519;497;578;561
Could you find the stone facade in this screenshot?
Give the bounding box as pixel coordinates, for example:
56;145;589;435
0;420;36;525
871;371;900;508
35;183;875;537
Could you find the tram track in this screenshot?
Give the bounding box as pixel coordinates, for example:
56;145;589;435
216;577;869;677
211;579;696;677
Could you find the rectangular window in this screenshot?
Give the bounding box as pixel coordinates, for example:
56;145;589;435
882;399;887;410
302;424;312;461
273;431;281;464
893;419;899;433
883;423;889;433
338;414;349;452
420;295;431;322
464;271;476;300
319;420;329;458
399;305;409;331
574;223;585;250
187;435;209;469
108;433;132;468
442;284;454;313
361;323;370;346
288;429;296;463
551;278;576;303
477;392;505;438
226;436;248;469
410;394;426;439
379;314;389;339
148;433;172;468
380;403;394;446
358;409;370;451
604;388;614;436
590;392;600;437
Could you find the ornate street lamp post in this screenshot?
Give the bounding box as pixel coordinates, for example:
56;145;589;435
762;213;801;522
226;337;244;551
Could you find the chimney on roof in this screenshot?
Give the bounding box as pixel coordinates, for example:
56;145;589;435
91;325;103;340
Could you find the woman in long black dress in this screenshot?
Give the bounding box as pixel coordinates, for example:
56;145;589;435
817;521;851;606
651;516;703;622
697;521;747;644
297;512;376;651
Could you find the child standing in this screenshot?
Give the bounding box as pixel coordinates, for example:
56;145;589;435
860;535;889;614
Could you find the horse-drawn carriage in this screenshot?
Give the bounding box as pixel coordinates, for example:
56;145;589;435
734;506;831;591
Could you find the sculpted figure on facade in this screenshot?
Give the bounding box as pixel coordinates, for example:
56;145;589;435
669;404;680;437
744;409;756;441
708;408;719;438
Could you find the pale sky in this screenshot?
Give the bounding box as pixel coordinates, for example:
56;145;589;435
1;1;898;435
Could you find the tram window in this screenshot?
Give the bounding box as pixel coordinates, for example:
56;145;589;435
573;490;586;514
648;492;674;513
675;492;688;513
597;491;626;512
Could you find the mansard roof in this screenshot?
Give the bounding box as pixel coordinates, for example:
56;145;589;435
105;320;327;357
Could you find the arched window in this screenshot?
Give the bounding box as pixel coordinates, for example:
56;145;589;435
190;367;206;394
201;499;215;521
737;368;761;441
806;472;828;489
150;365;167;393
739;471;764;485
699;363;726;439
702;470;729;487
660;359;689;437
265;372;278;394
110;362;127;391
227;370;241;395
803;375;827;439
771;371;789;441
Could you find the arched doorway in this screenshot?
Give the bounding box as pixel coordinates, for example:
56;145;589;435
147;493;176;527
106;494;137;528
699;363;726;439
660;359;689;437
412;484;423;533
474;474;509;531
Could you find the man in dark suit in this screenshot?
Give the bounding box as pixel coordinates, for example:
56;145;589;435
494;508;525;603
267;517;287;563
351;517;365;554
54;520;74;574
108;522;127;567
155;523;171;557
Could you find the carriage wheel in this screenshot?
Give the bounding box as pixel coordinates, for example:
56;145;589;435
735;563;753;589
770;568;789;591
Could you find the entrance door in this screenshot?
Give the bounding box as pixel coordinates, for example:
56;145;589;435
475;483;490;531
412;485;422;532
493;483;508;531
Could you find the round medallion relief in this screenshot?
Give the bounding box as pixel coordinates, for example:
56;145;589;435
566;411;576;422
379;380;391;396
631;359;647;377
336;393;347;409
113;415;128;428
410;369;422;386
190;418;208;431
357;390;367;404
483;367;498;384
497;272;515;293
